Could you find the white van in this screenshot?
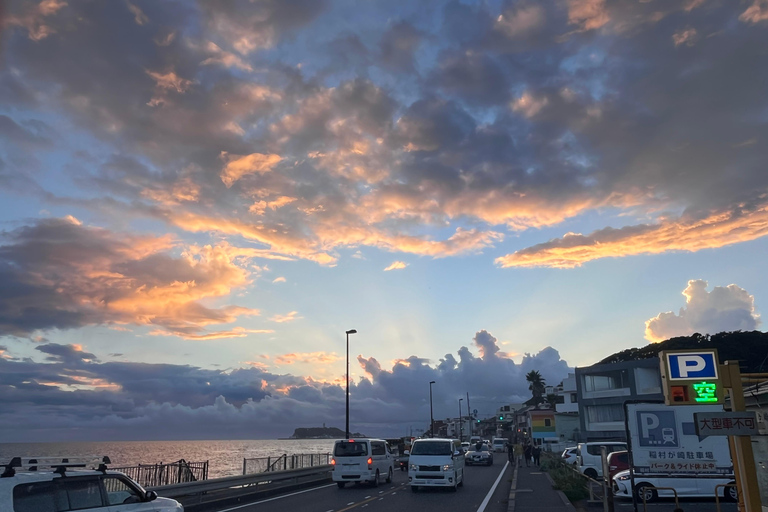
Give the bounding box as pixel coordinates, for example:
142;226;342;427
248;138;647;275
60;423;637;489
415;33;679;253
492;438;507;452
408;438;464;492
576;441;627;479
331;439;394;488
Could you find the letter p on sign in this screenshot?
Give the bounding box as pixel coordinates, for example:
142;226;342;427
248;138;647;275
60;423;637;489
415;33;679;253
667;352;717;380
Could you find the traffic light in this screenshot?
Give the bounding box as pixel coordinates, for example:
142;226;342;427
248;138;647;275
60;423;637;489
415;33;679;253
499;415;504;420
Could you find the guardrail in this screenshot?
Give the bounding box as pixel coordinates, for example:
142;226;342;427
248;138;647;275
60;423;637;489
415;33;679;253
243;453;331;474
639;485;679;510
715;483;738;511
149;464;332;507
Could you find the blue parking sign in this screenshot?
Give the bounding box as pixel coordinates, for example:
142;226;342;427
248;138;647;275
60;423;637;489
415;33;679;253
667;352;718;380
636;410;679;447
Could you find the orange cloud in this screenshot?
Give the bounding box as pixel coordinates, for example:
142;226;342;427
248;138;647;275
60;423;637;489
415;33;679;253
739;0;768;23
269;311;301;323
566;0;610;31
274;352;341;365
219;152;282;187
384;261;407;271
5;0;67;41
158;328;274;340
495;205;768;268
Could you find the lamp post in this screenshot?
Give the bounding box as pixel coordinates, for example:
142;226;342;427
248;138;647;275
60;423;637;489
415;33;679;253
429;381;436;438
458;398;464;441
345;329;357;439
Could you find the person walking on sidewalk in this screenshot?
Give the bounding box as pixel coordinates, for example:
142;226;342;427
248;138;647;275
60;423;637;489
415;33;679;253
524;443;532;467
532;444;541;466
514;442;524;467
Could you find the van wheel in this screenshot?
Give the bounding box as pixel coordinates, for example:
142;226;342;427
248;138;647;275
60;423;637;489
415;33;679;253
635;483;657;502
386;467;393;483
584;468;598;480
373;470;380;487
337;482;346;489
725;483;738;502
411;485;418;493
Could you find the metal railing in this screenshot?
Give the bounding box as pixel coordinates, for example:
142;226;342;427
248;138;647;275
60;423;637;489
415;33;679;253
639;486;679;511
714;483;738;511
112;459;208;487
242;453;331;474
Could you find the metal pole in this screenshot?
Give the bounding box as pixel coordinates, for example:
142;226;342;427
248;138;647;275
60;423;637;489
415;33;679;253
466;392;471;438
429;381;435;437
459;398;463;441
345;329;356;439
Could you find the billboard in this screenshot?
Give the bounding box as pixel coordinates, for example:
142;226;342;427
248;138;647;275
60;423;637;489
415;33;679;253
626;403;732;475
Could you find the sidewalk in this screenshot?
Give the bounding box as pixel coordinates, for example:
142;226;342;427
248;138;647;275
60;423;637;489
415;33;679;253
508;457;575;512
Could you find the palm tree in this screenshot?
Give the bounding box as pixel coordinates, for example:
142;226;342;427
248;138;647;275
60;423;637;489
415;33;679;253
525;370;546;405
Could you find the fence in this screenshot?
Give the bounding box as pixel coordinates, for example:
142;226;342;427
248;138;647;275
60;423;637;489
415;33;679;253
243;453;331;474
112;459;208;487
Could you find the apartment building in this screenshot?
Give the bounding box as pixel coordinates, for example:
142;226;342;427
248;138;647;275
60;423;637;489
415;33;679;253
575;358;664;441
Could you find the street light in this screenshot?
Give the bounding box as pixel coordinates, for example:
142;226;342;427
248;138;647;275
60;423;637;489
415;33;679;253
429;381;436;438
458;398;464;441
345;329;357;439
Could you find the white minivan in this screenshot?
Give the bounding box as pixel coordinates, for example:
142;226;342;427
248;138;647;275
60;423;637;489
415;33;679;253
408;438;465;492
331;439;394;488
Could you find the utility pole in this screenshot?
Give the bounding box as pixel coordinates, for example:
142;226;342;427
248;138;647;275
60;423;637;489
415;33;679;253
466;392;471;437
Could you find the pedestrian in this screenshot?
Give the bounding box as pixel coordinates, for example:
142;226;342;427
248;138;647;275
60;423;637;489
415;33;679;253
524;443;532;467
532;445;541;466
513;442;524;467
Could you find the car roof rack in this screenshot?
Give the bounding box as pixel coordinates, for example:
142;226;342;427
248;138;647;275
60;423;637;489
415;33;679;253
1;456;111;478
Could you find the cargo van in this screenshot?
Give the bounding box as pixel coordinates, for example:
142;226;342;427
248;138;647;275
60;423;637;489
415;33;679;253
408;438;464;492
331;439;394;488
492;438;507;452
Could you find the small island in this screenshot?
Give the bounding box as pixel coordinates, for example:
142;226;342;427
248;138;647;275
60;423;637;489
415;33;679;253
289;426;367;439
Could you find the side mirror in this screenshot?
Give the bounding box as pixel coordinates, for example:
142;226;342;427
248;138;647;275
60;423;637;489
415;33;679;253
144;490;158;502
403;450;409;455
453;450;460;456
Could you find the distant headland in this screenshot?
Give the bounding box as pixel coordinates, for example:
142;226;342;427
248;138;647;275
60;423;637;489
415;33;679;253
287;426;366;439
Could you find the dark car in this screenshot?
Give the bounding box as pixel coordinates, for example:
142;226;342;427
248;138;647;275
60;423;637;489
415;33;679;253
607;450;629;480
398;450;409;471
465;444;493;466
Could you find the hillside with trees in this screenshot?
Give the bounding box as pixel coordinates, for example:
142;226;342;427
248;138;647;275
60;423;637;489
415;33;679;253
598;331;768;372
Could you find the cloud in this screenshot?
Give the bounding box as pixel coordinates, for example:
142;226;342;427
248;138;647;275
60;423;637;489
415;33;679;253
672;28;697;47
269;311;301;323
644;280;762;342
219;152;283;187
0;330;572;441
5;0;67;41
272;276;286;283
0;217;259;338
739;0;768;23
383;261;407;271
496;206;768;268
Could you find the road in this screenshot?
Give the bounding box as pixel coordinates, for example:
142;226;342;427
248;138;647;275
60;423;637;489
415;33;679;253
201;455;513;512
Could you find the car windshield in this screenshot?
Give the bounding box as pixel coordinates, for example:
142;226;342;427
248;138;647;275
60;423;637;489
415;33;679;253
411;441;452;455
473;445;489;452
334;442;368;457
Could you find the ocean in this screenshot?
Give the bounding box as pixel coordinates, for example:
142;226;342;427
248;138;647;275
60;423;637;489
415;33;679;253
0;439;337;479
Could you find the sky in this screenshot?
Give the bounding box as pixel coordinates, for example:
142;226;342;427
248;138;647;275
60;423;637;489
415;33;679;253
0;0;766;442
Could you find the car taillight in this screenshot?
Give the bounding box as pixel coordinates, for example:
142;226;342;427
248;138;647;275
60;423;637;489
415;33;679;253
367;457;373;466
331;458;336;465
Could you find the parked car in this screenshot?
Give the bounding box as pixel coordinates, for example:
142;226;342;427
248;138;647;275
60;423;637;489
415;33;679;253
408;438;464;492
465;443;494;466
0;456;183;512
561;446;578;464
613;470;738;502
576;442;627;479
606;450;628;480
331;439;394;488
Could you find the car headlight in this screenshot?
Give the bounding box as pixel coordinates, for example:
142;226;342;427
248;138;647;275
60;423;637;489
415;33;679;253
617;475;630;481
409;464;418;471
442;464;453;471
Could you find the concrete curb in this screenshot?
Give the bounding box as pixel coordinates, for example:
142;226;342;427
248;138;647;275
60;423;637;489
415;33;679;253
507;457;519;512
544;471;575;508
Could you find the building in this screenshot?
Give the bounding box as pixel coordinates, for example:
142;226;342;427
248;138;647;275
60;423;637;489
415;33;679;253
556;373;579;413
575;358;664;441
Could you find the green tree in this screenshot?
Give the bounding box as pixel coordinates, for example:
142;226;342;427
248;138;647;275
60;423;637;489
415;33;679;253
526;370;546;405
546;393;559;409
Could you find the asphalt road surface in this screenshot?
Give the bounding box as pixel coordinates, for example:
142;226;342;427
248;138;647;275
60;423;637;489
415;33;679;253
203;455;513;512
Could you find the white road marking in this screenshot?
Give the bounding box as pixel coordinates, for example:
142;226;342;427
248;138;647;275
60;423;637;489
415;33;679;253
477;460;509;512
218;483;336;511
364;495;371;498
347;502;355;505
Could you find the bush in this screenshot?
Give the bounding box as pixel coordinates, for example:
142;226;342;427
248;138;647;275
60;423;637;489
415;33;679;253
541;454;589;502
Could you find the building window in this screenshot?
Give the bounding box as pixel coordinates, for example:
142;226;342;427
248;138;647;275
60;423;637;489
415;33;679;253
544;419;552;427
586;404;624;423
583;370;629;392
570;393;577;403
